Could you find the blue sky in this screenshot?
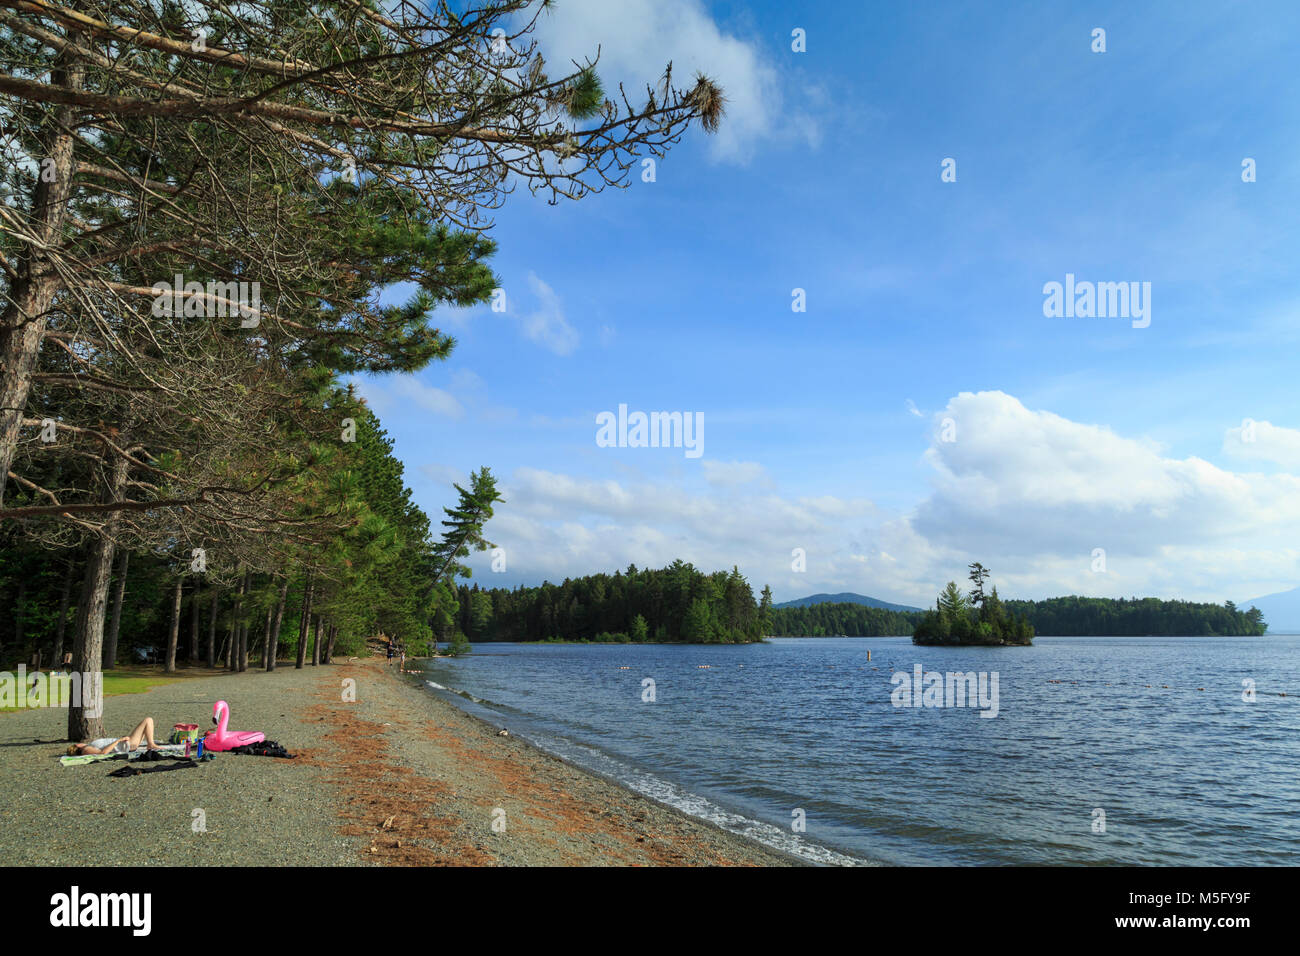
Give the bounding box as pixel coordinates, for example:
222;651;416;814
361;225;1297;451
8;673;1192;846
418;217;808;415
356;0;1300;607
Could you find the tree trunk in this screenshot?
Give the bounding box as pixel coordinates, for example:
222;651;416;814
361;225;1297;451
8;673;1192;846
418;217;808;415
67;453;127;741
227;571;245;671
295;572;313;669
103;550;128;670
248;621;263;663
52;559;74;662
189;577;201;661
14;578;26;655
206;586;219;668
164;574;182;672
310;615;322;666
238;570;252;671
0;45;83;504
324;624;338;664
260;602;272;667
266;577;288;671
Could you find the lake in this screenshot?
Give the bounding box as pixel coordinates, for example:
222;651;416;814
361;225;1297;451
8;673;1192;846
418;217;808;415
416;636;1300;865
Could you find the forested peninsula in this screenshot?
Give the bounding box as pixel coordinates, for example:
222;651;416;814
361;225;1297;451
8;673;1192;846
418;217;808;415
441;562;769;644
444;561;1268;645
766;594;1267;639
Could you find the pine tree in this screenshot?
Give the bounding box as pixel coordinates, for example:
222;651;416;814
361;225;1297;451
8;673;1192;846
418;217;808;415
430;468;504;588
682;599;713;643
982;586;1008;633
759;584;774;635
968;562;990;606
938;581;970;621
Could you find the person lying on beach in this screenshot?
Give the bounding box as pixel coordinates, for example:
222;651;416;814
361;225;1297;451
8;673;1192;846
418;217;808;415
65;717;164;756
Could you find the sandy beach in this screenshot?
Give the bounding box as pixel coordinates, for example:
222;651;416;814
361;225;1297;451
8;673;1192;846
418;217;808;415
0;657;794;866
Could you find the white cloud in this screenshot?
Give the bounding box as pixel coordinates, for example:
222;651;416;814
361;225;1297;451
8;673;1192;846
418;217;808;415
701;459;767;487
1223;418;1300;471
916;392;1300;556
476;466;885;599
356;374;464;419
460;391;1300;606
532;0;804;162
510;272;579;355
448;369;485;391
911;391;1300;598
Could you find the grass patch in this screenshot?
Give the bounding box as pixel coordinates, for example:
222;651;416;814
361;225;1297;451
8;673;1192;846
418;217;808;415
0;665;196;713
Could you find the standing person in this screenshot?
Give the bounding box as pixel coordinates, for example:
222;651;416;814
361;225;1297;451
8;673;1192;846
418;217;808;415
386;640;394;666
400;647;406;671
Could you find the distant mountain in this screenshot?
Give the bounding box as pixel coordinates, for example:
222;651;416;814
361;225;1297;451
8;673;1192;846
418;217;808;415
775;592;924;613
1241;587;1300;633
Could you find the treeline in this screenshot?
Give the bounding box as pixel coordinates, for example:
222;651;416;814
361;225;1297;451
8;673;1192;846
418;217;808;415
763;594;1267;638
0;1;719;740
767;603;919;637
444;561;767;644
1003;596;1266;637
0;411;501;670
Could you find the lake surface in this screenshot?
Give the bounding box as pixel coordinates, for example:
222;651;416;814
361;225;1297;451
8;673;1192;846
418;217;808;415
417;636;1300;865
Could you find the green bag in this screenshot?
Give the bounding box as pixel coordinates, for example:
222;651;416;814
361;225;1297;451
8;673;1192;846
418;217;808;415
169;723;200;744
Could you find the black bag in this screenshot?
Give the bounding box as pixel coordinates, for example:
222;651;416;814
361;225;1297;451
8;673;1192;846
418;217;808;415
227;739;296;759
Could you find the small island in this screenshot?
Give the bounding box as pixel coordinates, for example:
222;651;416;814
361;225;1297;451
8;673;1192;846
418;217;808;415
913;563;1034;646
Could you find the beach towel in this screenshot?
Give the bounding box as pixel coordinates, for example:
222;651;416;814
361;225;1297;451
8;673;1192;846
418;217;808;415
59;743;188;767
59;752;115;767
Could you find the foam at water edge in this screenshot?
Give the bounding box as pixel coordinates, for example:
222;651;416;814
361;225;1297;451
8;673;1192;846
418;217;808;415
425;679;490;705
423;677;869;867
541;735;871;867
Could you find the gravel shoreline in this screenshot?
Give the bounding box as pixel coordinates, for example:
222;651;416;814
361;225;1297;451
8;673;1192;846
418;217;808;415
0;658;796;866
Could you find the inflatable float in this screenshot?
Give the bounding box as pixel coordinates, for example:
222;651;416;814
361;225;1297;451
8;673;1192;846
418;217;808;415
203;699;266;752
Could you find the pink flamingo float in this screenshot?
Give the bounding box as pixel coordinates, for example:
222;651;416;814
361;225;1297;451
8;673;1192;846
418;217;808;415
203;699;266;752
